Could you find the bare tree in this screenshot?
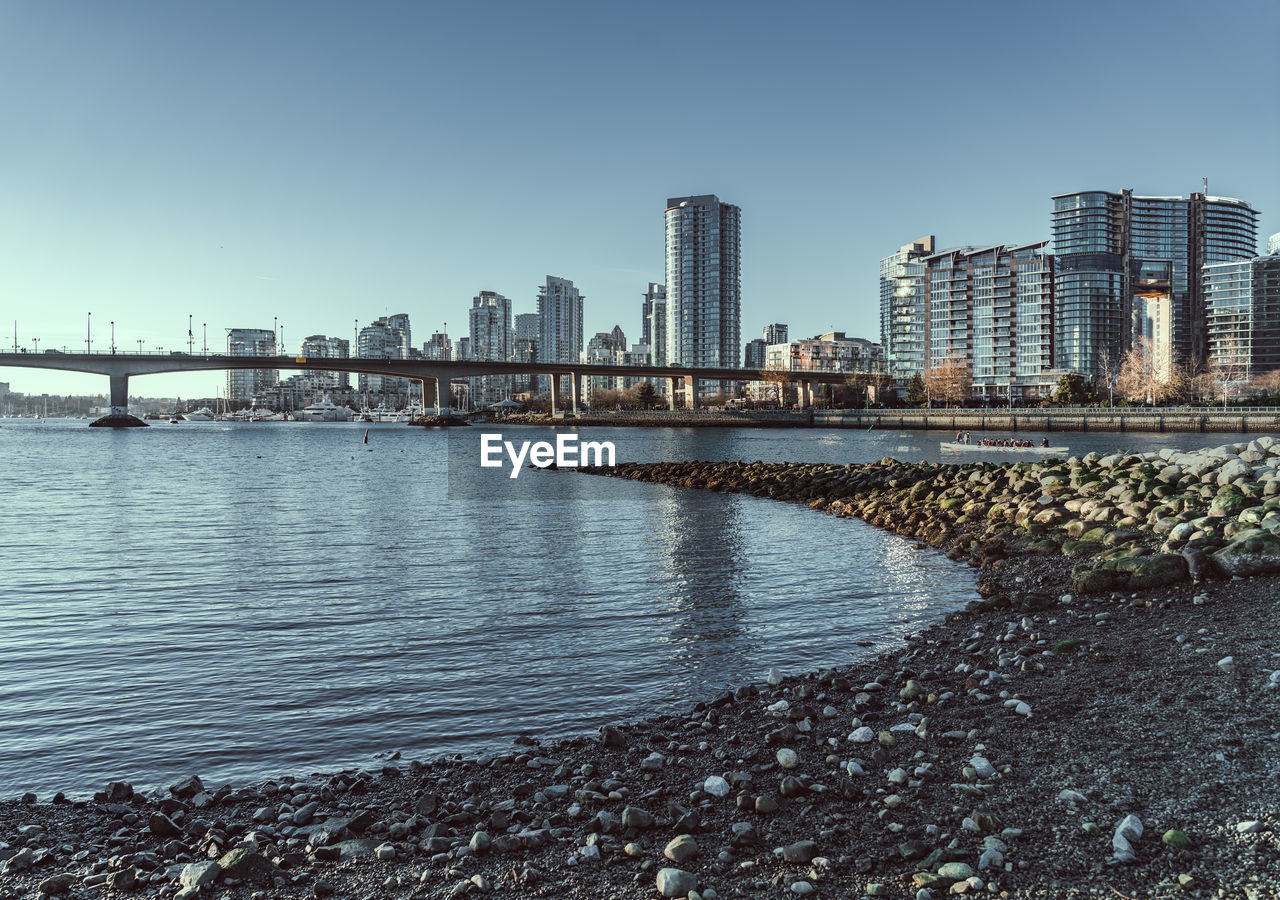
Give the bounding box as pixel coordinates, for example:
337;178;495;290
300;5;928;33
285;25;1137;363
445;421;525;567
1116;337;1171;404
923;353;973;408
761;367;791;407
1210;337;1250;409
1095;345;1121;407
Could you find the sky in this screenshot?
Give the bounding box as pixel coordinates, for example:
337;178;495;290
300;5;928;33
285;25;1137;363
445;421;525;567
2;0;1278;398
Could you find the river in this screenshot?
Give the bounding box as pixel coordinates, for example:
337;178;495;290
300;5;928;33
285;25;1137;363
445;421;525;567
0;419;1243;796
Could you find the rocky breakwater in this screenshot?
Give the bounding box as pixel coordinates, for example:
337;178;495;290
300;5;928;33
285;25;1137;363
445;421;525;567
584;436;1280;599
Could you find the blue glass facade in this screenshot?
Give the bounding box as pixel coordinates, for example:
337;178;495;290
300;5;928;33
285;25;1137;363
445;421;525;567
1051;190;1258;380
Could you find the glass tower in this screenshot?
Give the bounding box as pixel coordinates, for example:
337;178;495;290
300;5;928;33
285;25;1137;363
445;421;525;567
1051;189;1258;380
665;194;741;399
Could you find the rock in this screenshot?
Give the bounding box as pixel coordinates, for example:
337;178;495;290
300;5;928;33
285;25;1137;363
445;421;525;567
849;726;875;743
107;868;138;891
656;867;698;898
790;882;814;895
731;821;757;845
767;667;783;685
703;775;731;797
37;874;75;896
332;838;379;859
1057;789;1087;804
1112;814;1143;863
900;679;923;701
776;748;799;769
783;840;816;863
149;811;184;841
180;860;221;890
1126;554;1189;589
3;848;33;873
217;848;282;886
621;806;655;829
1218;656;1236;674
292;800;320;826
1236;820;1263;834
1162;829;1190;849
755;795;778;814
103;780;134;802
1213;533;1280;576
374;843;396;860
470;831;491;853
664;835;697;863
169;774;204;798
937;862;974;881
969;756;996;779
600;725;628;748
1181;548;1213;581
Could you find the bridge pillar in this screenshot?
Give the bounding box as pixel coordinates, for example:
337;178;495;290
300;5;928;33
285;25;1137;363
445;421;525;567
550;374;562;415
666;377;676;411
571;372;584;413
800;380;812;408
685;377;698;410
89;372;147;427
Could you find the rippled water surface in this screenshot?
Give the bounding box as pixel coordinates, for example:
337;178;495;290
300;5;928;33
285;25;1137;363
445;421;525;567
0;420;1239;796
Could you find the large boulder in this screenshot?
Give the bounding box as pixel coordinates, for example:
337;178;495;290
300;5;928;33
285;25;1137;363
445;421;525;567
1126;554;1190;589
1213;533;1280;576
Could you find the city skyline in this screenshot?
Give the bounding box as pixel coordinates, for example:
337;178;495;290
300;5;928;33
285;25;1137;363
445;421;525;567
2;0;1277;396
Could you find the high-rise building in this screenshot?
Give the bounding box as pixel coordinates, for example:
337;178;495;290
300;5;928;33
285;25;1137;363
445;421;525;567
357;314;411;397
512;313;540;394
879;236;935;385
882;241;1055;401
226;328;277;401
1269;233;1280;256
665;194;741;399
763;323;788;346
641;283;665;348
470;291;513;405
422;330;452;361
455;337;471;362
648;294;668;367
1204;251;1280;381
538;276;583;396
300;334;350;391
1050;190;1258;380
744;338;767;370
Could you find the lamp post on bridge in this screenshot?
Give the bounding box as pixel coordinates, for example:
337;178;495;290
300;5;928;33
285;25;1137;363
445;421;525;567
33;337;39;353
110;321;115;355
87;311;92;354
203;323;207;355
137;339;143;354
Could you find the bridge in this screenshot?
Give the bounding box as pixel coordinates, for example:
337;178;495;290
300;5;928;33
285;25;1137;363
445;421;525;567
0;352;854;426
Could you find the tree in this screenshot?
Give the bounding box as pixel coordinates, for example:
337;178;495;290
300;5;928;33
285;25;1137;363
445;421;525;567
1115;337;1170;405
635;381;658;409
761;367;791;407
1209;337;1250;409
905;373;927;408
923;353;972;408
1095;346;1121;407
1051;373;1092;406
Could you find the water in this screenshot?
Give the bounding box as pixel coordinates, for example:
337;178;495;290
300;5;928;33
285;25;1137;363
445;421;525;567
0;420;1244;797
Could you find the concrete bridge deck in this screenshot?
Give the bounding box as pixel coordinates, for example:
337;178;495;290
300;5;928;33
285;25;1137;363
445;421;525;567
0;352;852;425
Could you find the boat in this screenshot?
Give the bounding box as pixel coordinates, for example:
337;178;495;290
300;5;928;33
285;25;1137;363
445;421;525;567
940;441;1068;453
295;398;356;422
168;416;180;424
181;408;215;422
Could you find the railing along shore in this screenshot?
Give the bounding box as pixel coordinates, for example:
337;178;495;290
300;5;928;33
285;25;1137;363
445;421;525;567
813;407;1280;433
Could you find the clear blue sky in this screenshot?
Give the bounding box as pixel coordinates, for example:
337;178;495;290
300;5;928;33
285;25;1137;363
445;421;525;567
2;0;1277;397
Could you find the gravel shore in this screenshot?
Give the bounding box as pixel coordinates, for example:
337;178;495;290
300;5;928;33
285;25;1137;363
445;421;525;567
3;442;1279;899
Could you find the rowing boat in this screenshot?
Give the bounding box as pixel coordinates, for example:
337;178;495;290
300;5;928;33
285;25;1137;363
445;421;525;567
940;442;1068;453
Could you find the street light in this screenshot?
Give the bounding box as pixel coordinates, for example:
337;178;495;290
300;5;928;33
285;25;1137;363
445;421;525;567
137;339;143;354
87;312;92;353
110;320;116;354
33;337;39;353
203;323;207;355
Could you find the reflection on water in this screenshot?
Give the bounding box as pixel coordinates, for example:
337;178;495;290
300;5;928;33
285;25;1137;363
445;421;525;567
3;419;1232;796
